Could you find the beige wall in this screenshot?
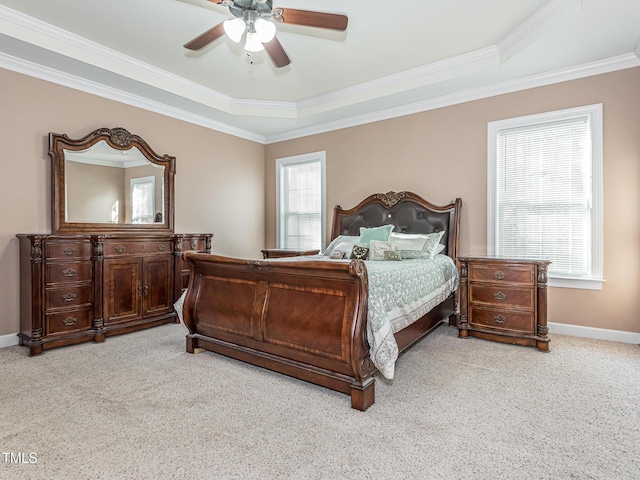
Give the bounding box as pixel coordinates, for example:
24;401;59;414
265;67;640;334
0;68;265;337
2;66;638;338
66;162;125;223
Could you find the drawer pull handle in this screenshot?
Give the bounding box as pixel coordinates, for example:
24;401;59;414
495;271;505;280
493;314;506;324
64;248;75;256
158;244;166;251
191;240;198;250
494;291;507;301
62;293;77;302
62;268;77;277
116;245;126;253
63;317;77;327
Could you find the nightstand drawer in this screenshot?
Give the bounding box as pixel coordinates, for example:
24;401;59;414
469;284;534;309
468;264;535;285
469;306;534;334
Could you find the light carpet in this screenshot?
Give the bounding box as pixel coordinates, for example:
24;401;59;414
0;322;638;480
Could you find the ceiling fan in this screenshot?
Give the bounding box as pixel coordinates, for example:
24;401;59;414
184;0;348;68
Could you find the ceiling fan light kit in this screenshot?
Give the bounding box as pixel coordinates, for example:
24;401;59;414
184;0;348;68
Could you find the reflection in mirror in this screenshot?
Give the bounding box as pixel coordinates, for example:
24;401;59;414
64;141;164;224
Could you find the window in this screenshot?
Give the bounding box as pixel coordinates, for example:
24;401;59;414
130;176;155;224
276;152;326;250
487;104;603;290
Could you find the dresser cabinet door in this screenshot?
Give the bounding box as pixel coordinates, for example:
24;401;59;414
104;258;143;324
143;256;173;317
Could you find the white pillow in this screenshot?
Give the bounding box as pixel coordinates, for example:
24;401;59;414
390;231;445;259
389;232;428;251
323;235;359;256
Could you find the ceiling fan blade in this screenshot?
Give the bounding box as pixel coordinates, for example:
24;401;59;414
277;8;348;31
263;37;290;68
183;22;226;50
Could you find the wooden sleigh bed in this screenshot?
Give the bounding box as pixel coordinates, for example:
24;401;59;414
181;191;461;411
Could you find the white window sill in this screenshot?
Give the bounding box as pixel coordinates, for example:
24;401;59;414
548;276;605;290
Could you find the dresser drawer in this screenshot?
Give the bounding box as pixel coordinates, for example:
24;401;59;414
468;264;535;285
45;262;92;285
469;306;535;334
45;308;92;335
104;240;172;256
179;237;206;252
45;242;92;260
469;284;534;309
45;285;92;310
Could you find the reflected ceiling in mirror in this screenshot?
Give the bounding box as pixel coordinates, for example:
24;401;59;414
50;127;175;234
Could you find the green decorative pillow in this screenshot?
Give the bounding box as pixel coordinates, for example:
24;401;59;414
358;224;394;247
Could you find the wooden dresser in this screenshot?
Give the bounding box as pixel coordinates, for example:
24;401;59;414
17;126;213;356
17;233;211;356
457;256;551;351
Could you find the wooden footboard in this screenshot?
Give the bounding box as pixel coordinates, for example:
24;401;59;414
182;252;378;410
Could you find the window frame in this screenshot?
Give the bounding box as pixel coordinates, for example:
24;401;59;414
130;175;156;224
276;151;326;250
487;104;604;290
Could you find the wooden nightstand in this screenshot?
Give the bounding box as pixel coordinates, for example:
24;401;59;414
261;248;320;259
457;256;551;351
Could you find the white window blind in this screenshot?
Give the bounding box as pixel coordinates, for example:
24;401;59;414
277;152;326;250
131;176;155;224
488;105;603;289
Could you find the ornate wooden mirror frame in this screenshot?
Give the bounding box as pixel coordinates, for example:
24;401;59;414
50;127;175;234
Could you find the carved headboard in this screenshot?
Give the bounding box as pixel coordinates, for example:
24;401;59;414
331;191;461;259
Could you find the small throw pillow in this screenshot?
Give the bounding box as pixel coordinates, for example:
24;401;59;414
368;240;395;261
358;224;394;247
350;244;369;260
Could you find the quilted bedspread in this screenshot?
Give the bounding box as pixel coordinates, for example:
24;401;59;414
364;255;459;379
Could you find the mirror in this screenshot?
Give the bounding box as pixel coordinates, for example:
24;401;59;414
50;127;175;233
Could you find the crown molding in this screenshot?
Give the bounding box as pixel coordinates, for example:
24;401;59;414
297;46;500;117
2;48;637;146
497;0;582;62
0;51;266;143
265;53;640;144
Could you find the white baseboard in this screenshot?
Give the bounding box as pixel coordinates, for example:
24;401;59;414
1;324;638;351
549;322;640;344
0;332;19;349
